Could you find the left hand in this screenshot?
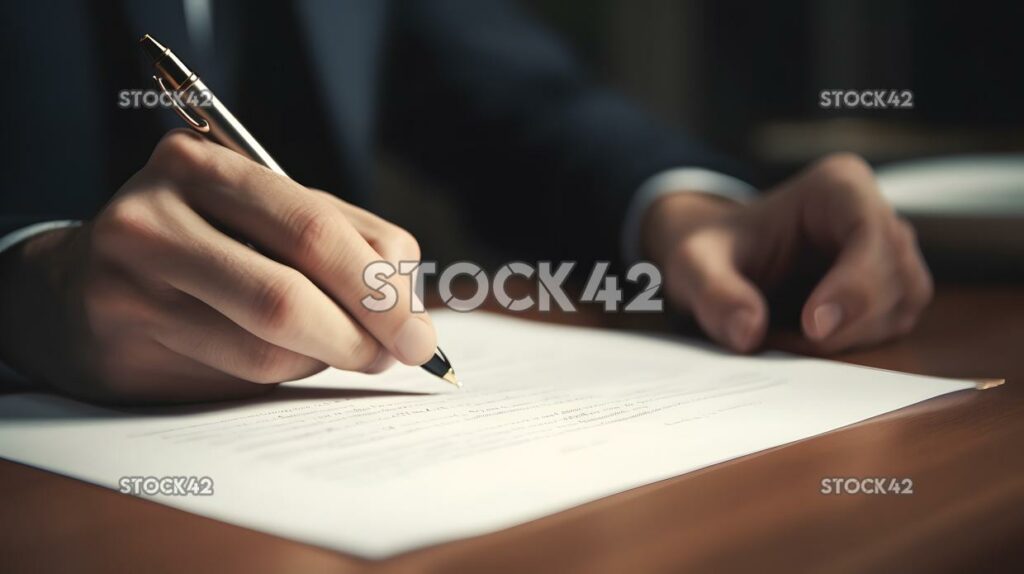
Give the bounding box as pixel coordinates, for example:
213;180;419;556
642;153;933;353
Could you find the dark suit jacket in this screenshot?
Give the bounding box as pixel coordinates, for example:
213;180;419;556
0;0;742;264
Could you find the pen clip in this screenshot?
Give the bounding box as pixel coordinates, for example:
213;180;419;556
153;75;210;133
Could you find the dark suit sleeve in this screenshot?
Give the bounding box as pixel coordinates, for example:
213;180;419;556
380;0;746;265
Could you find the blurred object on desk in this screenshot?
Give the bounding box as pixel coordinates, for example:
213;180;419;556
751;120;1024;166
875;154;1024;280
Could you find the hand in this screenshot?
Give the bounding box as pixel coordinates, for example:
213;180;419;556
0;130;434;403
642;153;933;353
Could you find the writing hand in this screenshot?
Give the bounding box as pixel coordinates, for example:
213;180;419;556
0;130;434;403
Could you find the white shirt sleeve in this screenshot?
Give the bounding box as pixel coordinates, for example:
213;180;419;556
620;168;757;262
0;220;82;383
0;220;83;254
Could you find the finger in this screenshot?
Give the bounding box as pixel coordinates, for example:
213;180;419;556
239;190;432;365
80;245;333;384
668;229;769;352
151;293;331;384
321;195;425;373
93;338;275;404
109;191;386;372
133;352;272;403
797;153;891;251
791;155;909;349
323;195;421;261
890;219;934;334
801;227;903;351
151;132;437;366
811;311;898;354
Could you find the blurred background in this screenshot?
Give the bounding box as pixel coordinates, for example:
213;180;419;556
382;0;1024;280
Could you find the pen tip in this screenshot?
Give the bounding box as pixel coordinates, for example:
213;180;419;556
443;369;461;388
139;34;167;62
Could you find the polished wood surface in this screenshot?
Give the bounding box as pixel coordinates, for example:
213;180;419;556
2;284;1022;573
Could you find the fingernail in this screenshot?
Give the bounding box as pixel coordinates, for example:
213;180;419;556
394;318;435;365
364;348;397;374
727;309;756;351
812;303;844;340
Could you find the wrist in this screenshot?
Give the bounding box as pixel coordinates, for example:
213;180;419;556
0;227;83;386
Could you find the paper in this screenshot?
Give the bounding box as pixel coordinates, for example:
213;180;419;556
0;311;972;557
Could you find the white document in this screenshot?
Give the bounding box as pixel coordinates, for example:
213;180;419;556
0;311;972;557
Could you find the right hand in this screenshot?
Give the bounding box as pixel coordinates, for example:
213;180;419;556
0;130;436;403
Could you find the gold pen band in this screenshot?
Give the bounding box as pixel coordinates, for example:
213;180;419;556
143;34;286;175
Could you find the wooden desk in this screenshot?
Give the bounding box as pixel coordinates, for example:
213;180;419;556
2;284;1022;573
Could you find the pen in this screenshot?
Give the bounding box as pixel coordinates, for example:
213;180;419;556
140;34;459;388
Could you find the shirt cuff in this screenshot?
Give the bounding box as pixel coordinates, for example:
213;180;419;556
0;220;82;254
621;168;757;262
0;220;82;385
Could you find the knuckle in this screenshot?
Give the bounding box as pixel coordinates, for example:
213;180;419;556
818;152;873;180
288;205;336;266
252;270;304;334
95;197;161;250
810;153;881;205
388;227;421;261
674;235;707;265
152;130;204;167
151;129;229;184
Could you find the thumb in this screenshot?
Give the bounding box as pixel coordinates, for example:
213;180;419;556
669;233;768;352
